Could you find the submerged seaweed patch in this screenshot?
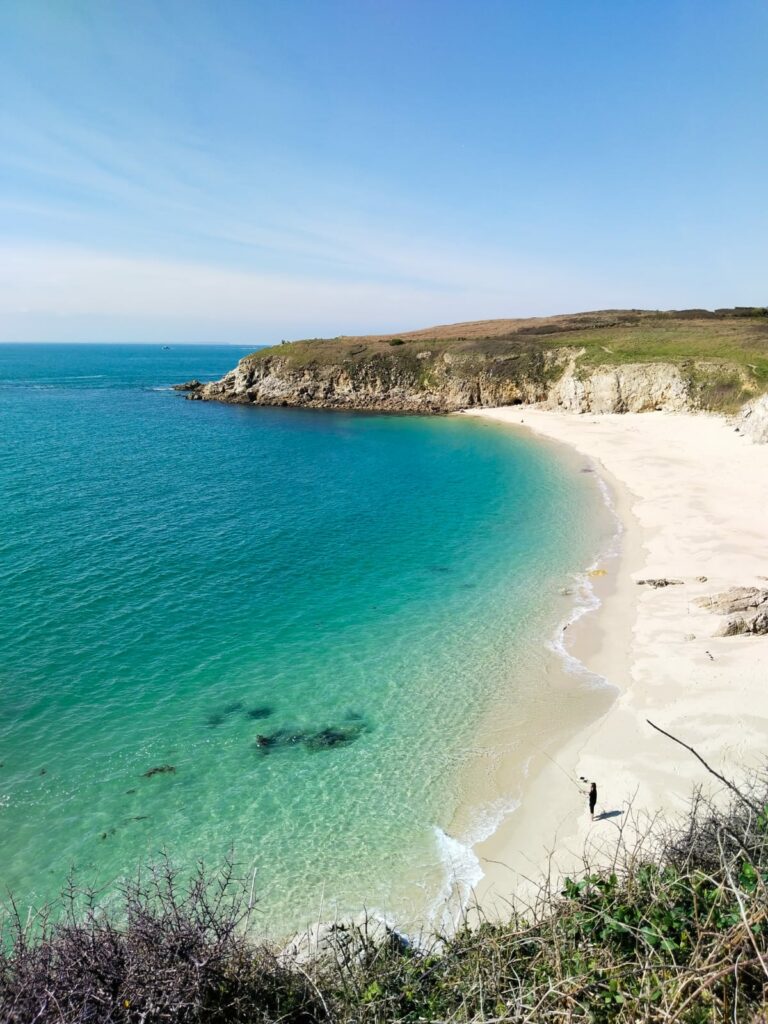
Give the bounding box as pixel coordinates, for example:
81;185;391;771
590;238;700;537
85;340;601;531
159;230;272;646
304;724;363;751
254;718;371;755
142;765;176;778
245;705;274;720
254;728;307;753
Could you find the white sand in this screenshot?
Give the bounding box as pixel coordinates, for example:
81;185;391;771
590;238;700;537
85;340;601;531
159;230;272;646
463;408;768;916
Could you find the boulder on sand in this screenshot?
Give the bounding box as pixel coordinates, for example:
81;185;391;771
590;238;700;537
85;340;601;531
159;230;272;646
696;586;768;636
281;914;410;968
695;587;768;615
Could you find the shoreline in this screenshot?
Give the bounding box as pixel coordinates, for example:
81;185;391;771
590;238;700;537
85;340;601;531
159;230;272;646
461;407;768;919
430;420;625;927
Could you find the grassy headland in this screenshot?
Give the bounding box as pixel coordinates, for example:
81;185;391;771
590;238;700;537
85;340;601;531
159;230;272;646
237;308;768;414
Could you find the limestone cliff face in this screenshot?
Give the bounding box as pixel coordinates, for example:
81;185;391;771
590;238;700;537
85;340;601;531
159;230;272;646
737;394;768;443
545;360;690;414
190;351;557;412
187;349;694;415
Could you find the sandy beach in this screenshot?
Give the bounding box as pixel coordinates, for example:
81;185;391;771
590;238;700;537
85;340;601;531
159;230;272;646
463;407;768;917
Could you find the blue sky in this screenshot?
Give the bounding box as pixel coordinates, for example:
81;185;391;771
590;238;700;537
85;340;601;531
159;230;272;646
1;0;766;343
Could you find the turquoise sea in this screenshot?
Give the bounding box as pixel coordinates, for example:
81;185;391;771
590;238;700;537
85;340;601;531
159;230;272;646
0;345;614;934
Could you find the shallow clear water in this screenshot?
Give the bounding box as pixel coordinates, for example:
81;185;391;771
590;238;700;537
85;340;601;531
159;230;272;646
0;344;610;933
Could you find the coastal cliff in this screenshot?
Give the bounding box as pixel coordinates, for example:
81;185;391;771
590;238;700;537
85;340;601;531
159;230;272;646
185;350;694;414
180;308;768;416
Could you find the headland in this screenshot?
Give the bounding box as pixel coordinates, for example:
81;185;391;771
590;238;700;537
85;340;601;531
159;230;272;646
177;307;768;417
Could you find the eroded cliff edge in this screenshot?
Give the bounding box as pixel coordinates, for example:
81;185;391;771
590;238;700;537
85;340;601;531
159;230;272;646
179;308;768;417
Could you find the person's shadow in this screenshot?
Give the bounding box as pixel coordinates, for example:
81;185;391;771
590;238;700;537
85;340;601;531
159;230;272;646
594;810;623;821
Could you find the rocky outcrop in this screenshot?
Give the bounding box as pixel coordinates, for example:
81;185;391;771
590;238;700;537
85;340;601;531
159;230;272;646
737;394;768;443
696;587;768;615
281;915;410;967
696;587;768;636
545;362;690;414
186;350;560;413
185;351;698;415
178;309;768;418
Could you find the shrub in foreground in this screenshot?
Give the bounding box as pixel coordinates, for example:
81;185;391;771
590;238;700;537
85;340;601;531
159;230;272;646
0;860;319;1023
2;777;768;1022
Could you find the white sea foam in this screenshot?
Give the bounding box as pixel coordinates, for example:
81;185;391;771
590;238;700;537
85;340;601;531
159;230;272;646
430;793;521;932
547;460;623;690
434;459;625;931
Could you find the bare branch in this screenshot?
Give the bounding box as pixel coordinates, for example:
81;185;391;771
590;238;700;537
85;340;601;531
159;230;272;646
647;718;761;813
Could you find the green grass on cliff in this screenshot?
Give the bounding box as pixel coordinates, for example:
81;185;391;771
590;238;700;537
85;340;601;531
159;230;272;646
245;308;768;412
3;775;768;1022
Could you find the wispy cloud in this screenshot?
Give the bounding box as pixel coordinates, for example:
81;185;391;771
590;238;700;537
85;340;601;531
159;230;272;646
2;2;765;342
0;243;623;343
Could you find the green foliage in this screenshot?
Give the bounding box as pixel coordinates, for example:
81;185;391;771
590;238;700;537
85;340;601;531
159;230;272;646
3;780;768;1022
686;363;756;413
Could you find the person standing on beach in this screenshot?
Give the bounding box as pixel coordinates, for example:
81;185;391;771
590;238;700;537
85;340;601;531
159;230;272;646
588;781;597;820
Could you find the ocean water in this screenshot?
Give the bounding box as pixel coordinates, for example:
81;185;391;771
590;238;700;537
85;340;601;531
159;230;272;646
0;344;613;934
